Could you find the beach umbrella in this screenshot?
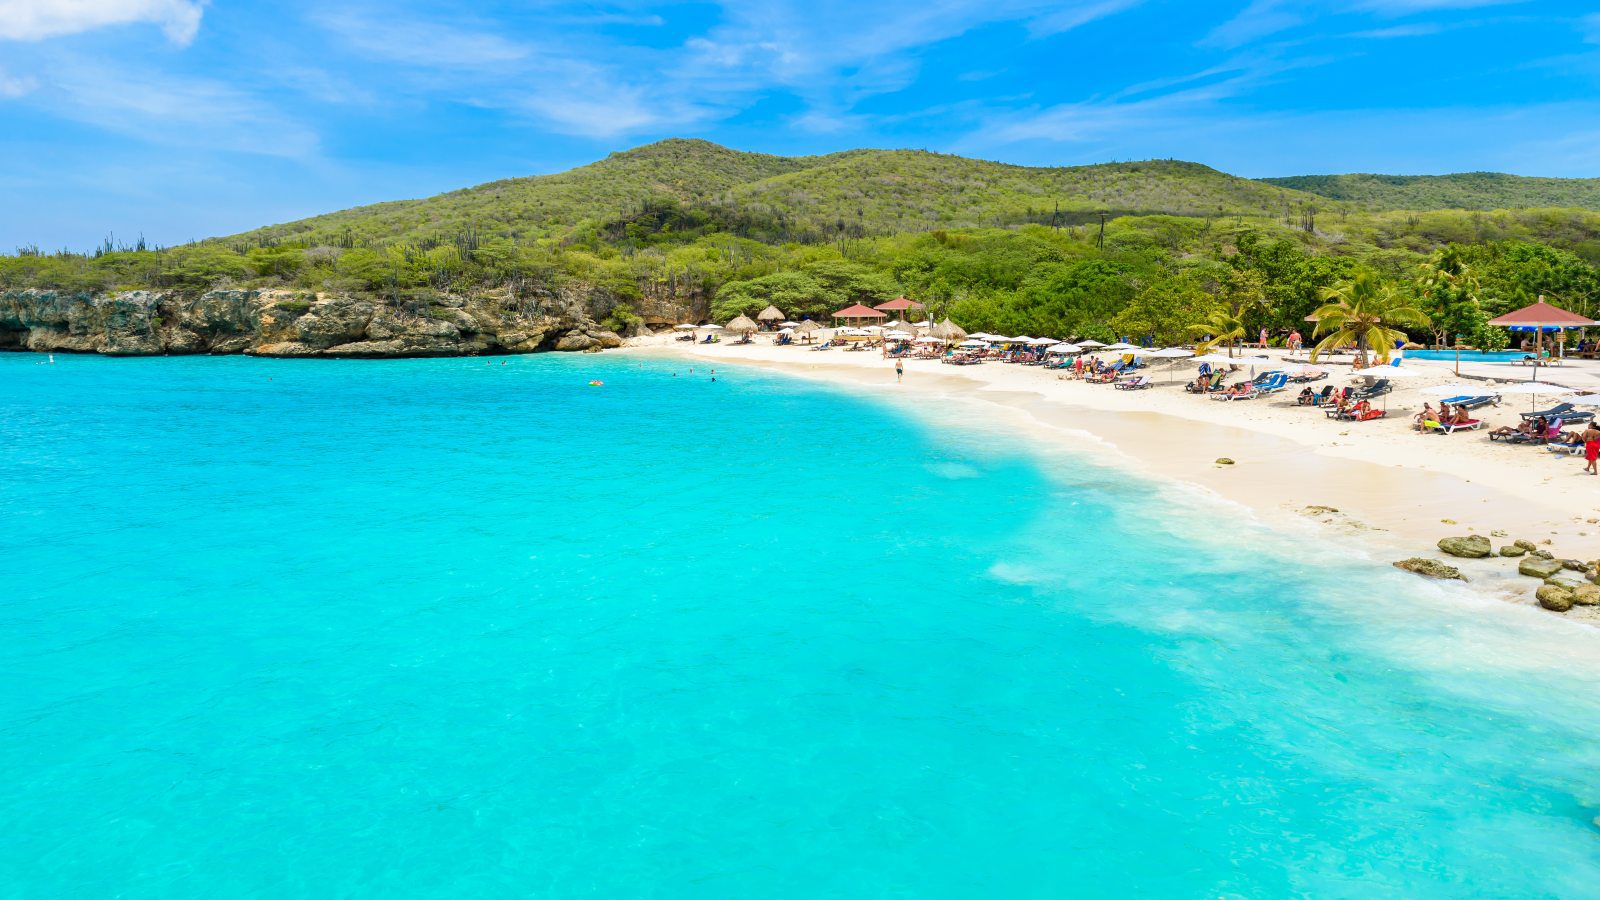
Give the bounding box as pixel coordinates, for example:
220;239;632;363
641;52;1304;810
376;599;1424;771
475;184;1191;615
959;339;992;349
673;323;698;331
885;330;912;339
1493;381;1578;412
1028;337;1060;346
702;324;724;330
778;327;795;335
1488;298;1597;379
778;320;801;328
931;319;967;341
1190;353;1240;364
1567;394;1600;406
1012;335;1037;343
1150;348;1194;358
915;335;943;344
1046;343;1081;354
1422;383;1494;396
1075;339;1107;348
1103;342;1137;351
1350;365;1422;379
756;305;785;325
724;315;759;334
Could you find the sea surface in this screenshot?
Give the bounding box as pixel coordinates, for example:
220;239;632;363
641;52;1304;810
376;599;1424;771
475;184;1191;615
3;352;1599;897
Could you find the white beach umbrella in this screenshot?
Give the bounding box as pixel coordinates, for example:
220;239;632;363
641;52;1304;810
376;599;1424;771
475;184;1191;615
674;323;698;330
1190;353;1241;365
778;321;801;328
1075;339;1107;348
915;335;943;344
1011;335;1037;343
702;324;723;331
1028;337;1060;346
1495;382;1577;395
1567;394;1600;405
1103;342;1138;351
1046;344;1081;354
885;330;913;339
1422;383;1494;396
1151;348;1194;358
778;327;795;335
1349;365;1422;379
959;339;992;349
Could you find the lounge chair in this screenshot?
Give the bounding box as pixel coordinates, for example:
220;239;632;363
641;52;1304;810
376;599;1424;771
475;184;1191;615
1254;372;1290;394
1114;375;1153;390
1353;408;1386;422
1299;386;1333;406
1442;394;1500;412
1211;382;1258;401
1352;378;1391;399
1522;402;1577;422
1432;418;1483;434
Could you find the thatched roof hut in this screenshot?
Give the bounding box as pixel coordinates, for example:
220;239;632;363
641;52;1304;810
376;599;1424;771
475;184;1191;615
794;319;821;333
932;319;967;341
756;305;785;322
725;314;760;333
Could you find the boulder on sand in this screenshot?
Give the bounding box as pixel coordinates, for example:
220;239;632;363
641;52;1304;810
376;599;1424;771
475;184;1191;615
1545;576;1586;592
1537;584;1575;612
1498;545;1527;558
1514;539;1538;551
1519;557;1565;579
1561;559;1588;572
1572;584;1600;606
1437;535;1491;559
1393;558;1466;581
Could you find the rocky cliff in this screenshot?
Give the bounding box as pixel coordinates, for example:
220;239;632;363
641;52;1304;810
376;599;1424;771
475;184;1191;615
0;288;625;357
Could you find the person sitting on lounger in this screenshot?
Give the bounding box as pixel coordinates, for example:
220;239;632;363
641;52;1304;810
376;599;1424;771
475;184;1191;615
1413;403;1436;430
1490;418;1539;439
1297;386;1316;405
1449;408;1473;426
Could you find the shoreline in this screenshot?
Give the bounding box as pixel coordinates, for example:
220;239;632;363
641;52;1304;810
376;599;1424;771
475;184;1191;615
625;335;1600;623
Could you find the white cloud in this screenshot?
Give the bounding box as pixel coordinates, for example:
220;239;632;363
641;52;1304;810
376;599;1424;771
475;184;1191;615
311;9;530;68
0;65;38;96
0;0;206;45
39;61;318;157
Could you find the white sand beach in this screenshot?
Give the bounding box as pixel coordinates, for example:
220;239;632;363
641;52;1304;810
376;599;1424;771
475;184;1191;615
626;333;1600;620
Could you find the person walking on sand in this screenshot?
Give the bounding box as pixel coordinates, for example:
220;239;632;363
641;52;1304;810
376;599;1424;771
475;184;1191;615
1288;330;1302;355
1582;421;1600;475
896;358;904;383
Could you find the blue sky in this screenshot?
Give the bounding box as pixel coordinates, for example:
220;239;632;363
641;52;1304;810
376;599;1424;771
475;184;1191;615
2;0;1598;250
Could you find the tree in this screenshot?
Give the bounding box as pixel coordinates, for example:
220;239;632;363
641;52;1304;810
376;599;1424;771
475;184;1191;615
1189;309;1246;357
1112;270;1222;346
1416;246;1491;352
1309;272;1431;366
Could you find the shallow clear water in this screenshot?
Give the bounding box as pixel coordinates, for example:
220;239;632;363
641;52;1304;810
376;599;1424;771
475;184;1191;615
3;352;1599;897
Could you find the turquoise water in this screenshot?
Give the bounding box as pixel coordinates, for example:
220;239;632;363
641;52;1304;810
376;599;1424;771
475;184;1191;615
1404;349;1530;363
4;352;1600;897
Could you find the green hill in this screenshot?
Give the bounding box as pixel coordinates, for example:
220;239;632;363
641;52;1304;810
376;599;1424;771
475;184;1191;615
229;139;1333;249
1261;172;1600;212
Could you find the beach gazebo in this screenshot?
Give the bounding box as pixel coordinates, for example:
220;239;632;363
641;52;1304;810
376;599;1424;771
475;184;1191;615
756;305;785;329
793;319;822;344
833;304;887;328
875;296;927;324
1488;298;1596;378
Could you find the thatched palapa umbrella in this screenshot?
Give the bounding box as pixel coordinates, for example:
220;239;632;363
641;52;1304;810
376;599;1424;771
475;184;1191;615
793;319;822;343
931;319;967;342
756;305;785;328
725;314;759;334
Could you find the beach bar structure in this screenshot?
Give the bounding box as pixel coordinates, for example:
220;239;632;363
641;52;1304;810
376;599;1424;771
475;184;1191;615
1488;298;1596;375
833;304;888;327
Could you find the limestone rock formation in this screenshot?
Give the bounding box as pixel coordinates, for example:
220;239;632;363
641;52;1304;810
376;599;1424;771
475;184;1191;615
0;288;623;359
1518;557;1566;579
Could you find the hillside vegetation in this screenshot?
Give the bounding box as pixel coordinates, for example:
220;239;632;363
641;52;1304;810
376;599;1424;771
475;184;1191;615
1264;172;1600;212
5;139;1600;352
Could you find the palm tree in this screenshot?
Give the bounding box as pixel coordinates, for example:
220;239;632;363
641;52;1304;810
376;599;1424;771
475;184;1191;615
1189;309;1246;357
1309;273;1431;366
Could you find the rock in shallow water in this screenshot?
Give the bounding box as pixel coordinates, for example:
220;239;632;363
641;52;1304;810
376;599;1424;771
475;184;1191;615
1393;558;1466;581
1437;535;1491;559
1537;584;1575;612
1519;557;1566;579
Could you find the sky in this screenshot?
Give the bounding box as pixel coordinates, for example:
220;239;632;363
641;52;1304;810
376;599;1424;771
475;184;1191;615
2;0;1599;250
